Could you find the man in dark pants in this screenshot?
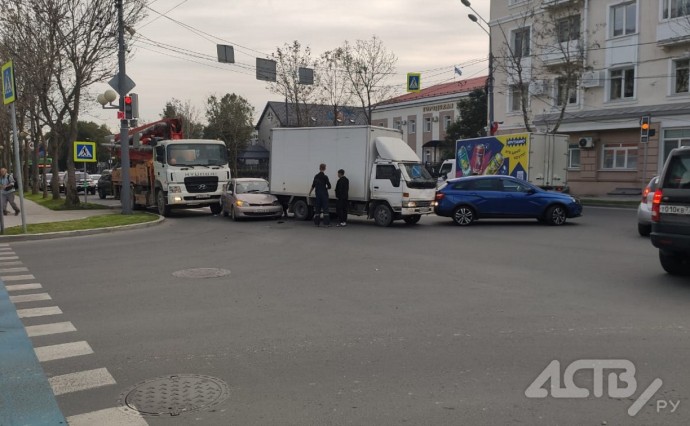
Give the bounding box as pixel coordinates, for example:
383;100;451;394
308;163;331;227
335;169;349;227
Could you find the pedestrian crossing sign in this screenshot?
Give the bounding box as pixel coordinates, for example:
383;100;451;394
407;73;421;93
74;141;97;163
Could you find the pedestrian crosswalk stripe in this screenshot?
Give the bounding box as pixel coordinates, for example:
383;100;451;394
0;243;10;247
0;260;22;266
1;274;35;281
0;266;28;273
9;292;51;303
67;407;148;426
0;256;19;260
26;321;76;337
35;341;94;362
49;368;116;396
6;283;42;291
17;306;63;318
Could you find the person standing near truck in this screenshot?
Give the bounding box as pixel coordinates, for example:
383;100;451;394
308;163;331;227
335;169;349;227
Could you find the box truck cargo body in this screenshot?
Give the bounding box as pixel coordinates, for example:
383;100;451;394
270;126;437;226
437;133;569;191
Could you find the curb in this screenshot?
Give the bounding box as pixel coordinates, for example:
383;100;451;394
580;199;639;209
0;214;164;242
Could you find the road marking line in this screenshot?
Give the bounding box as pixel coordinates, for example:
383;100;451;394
0;266;28;273
35;341;94;362
6;283;42;292
26;321;76;337
0;256;19;260
0;243;10;247
17;306;63;318
1;274;36;281
66;407;148;426
0;260;22;266
9;292;52;303
49;368;116;396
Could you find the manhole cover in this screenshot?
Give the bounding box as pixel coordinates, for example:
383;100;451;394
119;374;229;417
172;268;231;279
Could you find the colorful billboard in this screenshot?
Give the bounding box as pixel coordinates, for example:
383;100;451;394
455;133;530;180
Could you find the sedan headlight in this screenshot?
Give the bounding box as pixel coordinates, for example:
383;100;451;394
235;200;248;207
272;200;281;206
169;185;182;193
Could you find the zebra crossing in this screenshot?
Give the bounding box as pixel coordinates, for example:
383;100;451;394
0;243;148;425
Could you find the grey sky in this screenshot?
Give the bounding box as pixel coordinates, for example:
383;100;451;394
86;0;491;131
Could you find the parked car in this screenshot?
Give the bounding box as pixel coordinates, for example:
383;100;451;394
650;147;690;275
637;176;659;237
220;178;282;221
434;175;582;226
74;172;97;195
97;173;113;199
39;173;52;191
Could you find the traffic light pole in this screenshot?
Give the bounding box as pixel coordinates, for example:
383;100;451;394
117;0;131;214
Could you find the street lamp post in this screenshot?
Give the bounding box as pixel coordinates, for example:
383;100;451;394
116;0;131;214
461;0;494;135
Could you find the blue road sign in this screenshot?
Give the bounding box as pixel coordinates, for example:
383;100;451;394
74;141;97;163
407;73;421;93
2;61;16;105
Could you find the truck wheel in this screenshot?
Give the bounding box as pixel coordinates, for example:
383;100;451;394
374;204;394;227
156;190;170;217
659;250;689;275
293;199;311;221
452;206;475;226
403;215;421;225
545;205;567;226
210;203;222;215
98;188;106;199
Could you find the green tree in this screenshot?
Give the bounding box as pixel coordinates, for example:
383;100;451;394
444;88;488;159
203;94;255;176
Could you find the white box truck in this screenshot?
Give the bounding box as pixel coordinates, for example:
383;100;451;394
270;126;437;226
437;132;569;191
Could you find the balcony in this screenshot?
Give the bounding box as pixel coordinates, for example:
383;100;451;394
541;40;583;67
657;19;690;47
541;0;581;10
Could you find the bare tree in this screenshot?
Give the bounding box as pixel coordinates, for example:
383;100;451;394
267;41;320;127
336;35;397;125
491;1;601;133
317;50;353;126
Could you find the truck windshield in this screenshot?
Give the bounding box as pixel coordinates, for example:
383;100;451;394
399;163;437;189
167;143;228;166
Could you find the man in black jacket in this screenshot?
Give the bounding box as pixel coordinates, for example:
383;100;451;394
308;163;331;226
335;169;349;227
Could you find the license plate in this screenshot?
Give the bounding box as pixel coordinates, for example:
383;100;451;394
660;205;690;215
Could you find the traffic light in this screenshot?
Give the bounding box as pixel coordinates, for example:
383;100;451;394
123;93;139;120
640;115;650;141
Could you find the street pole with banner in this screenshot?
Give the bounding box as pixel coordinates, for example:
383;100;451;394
2;60;27;233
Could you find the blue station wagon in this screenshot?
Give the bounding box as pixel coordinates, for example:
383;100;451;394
434;175;583;226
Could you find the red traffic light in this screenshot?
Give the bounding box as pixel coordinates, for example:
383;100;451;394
124;95;132;105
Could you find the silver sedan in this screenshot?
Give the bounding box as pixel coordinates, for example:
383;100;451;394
220;178;283;221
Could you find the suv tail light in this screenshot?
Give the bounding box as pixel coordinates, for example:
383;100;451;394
651;189;663;222
641;187;650;203
435;193;445;201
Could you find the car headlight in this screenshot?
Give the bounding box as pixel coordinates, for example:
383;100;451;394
169;185;182;193
403;201;417;208
235;200;247;207
272;200;280;206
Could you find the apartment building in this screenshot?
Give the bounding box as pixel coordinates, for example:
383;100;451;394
490;0;690;195
371;76;488;165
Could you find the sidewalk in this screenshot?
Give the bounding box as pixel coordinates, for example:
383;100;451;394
0;196;116;231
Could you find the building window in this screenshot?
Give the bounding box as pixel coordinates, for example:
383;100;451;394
663;128;690;164
568;144;581;169
556;77;578;106
444;115;452;130
512;27;531;58
674;59;689;94
409;119;416;134
602;143;638;169
424;117;432;132
509;84;526;112
394;120;401;130
557;15;581;43
611;2;636;37
663;0;690;19
610;67;635;100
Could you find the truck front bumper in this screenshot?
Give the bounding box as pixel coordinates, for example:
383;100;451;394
400;206;434;215
168;192;222;207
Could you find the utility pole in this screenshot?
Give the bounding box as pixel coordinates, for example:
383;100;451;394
117;0;131;214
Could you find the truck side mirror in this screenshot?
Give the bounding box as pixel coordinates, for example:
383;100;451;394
392;169;401;187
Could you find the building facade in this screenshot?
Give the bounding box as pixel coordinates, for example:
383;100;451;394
371;76;488;165
490;0;690;195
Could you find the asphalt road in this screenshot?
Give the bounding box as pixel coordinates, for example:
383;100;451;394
7;207;690;425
